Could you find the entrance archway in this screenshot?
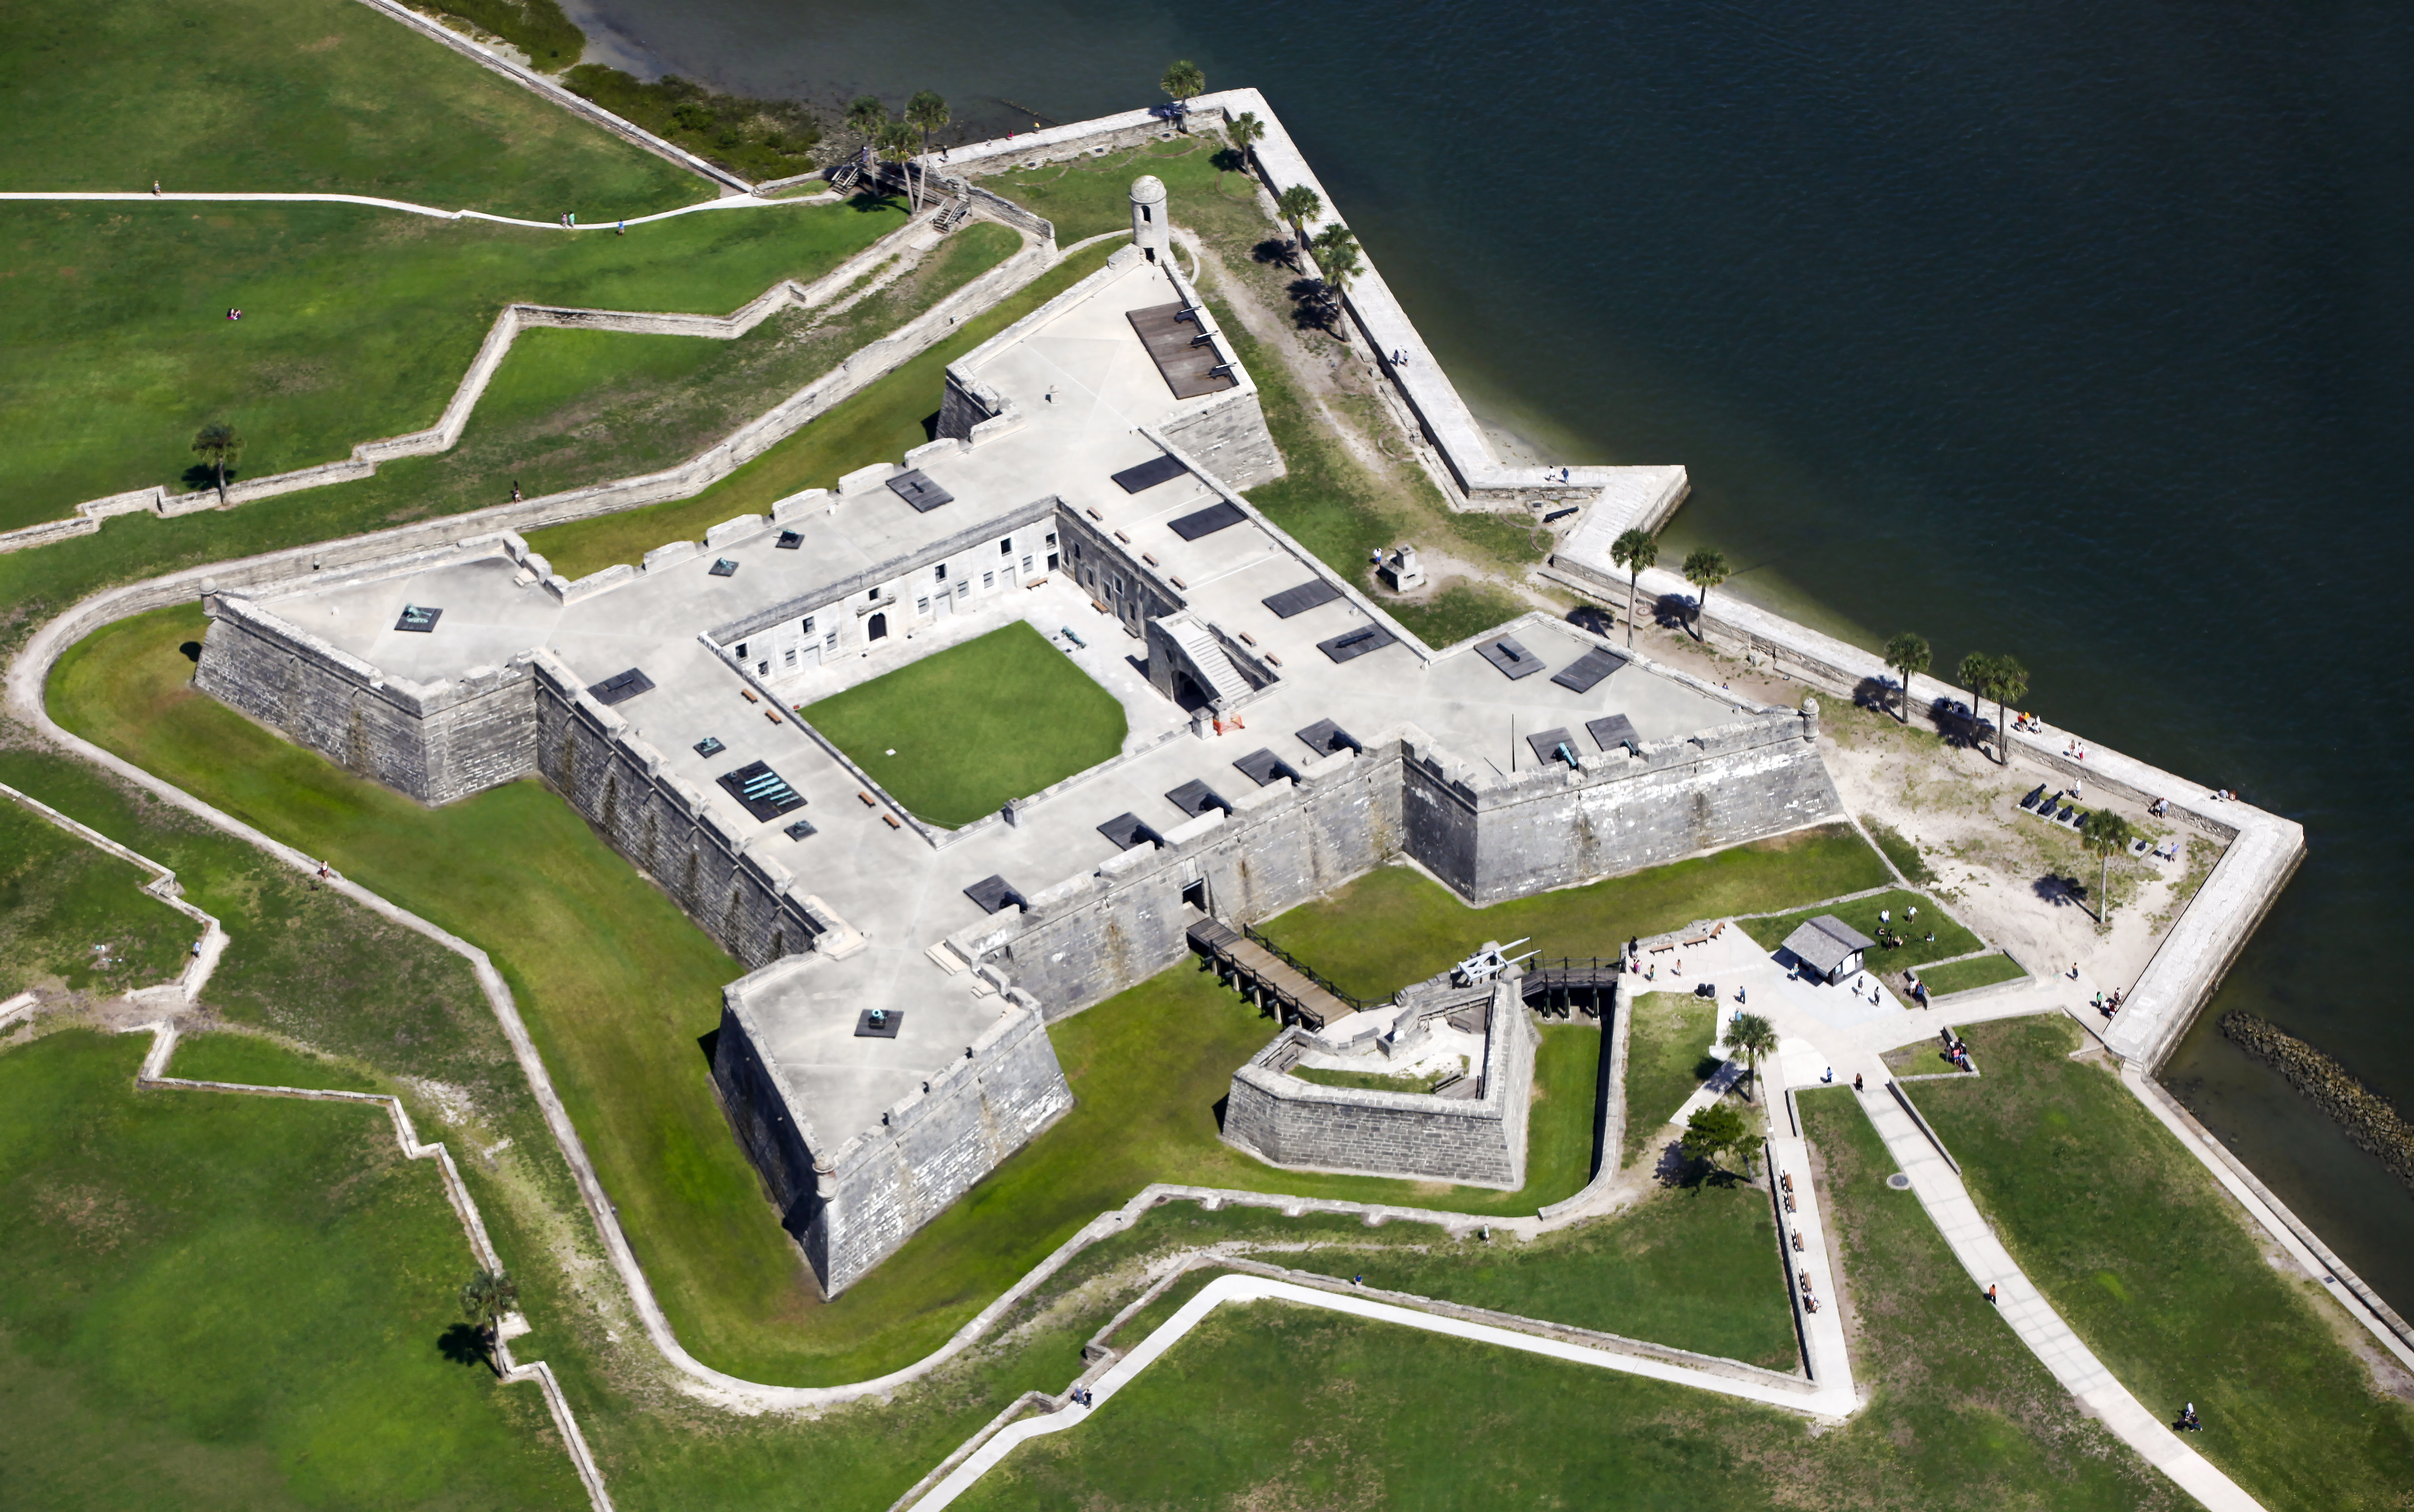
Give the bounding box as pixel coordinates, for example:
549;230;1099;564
868;612;888;641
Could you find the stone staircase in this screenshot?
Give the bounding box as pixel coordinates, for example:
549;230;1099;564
1157;613;1252;704
935;192;974;233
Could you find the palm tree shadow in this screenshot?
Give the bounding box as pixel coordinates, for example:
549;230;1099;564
180;464;234;491
437;1322;488;1368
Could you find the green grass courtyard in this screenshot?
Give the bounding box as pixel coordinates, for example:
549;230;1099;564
800;622;1126;829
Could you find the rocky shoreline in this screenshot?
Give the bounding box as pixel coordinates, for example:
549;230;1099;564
2223;1012;2414;1193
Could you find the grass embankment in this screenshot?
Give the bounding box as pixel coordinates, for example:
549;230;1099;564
0;1029;585;1509
800;622;1125;828
0;197;905;530
52;604;1606;1381
1328;1181;1796;1369
1260;825;1892;1001
1919;952;2027;996
1912;1016;2414;1510
307;219;1016;538
527;234;1118;579
1742;885;1982;974
1623;990;1718;1167
0;0;696;210
957;1089;2183;1509
0;800;192;996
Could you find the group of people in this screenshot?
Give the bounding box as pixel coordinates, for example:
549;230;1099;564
2062;736;2090;760
1068;1386;1096;1408
2206;787;2241;803
2093;988;2125;1020
1938;1028;1972;1071
224;308;244;321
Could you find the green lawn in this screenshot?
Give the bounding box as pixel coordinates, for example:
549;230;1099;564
0;0;700;213
980;137;1268;246
527;235;1120;580
0;197;904;529
1623;990;1719;1167
301;219;1017;549
1289;1060;1463;1093
0;1028;585;1510
0;800;193;997
800;623;1125;829
1920;952;2028;996
1258;825;1891;1001
1912;1017;2414;1511
959;1089;2178;1510
1742;886;1981;974
167;1028;382;1093
1333;1180;1797;1368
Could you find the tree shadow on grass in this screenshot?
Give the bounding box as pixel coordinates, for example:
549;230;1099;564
437;1322;488;1369
179;464;235;492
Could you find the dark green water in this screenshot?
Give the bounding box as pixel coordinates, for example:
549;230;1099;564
566;0;2414;1309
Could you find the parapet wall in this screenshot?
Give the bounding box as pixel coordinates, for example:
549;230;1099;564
529;651;834;972
713;958;1074;1296
1223;982;1534;1187
195;591;538;805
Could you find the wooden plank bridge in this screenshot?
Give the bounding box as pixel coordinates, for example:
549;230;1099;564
1186;918;1361;1031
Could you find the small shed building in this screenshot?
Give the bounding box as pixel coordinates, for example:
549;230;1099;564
1782;915;1875;985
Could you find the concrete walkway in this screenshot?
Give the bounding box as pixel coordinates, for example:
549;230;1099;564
0;188;824;228
910;1271;1859;1510
1853;1077;2263;1511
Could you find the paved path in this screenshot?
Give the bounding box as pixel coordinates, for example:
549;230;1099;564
1854;1075;2263;1511
910;1271;1859;1510
0;189;826;228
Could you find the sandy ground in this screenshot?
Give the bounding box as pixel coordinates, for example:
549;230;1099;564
1818;699;2211;997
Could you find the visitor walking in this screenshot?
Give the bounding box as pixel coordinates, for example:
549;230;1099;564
152;179;161;195
1986;1284;1998;1305
1853;1072;1864;1093
509;480;522;503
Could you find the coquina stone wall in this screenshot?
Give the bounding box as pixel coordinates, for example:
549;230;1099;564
950;740;1408;1017
195;592;538;805
1402;707;1844;905
529;651;842;972
1222;982;1533;1187
950;707;1840;1018
714;959;1074;1296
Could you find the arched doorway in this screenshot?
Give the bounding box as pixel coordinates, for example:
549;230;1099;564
868;612;888;641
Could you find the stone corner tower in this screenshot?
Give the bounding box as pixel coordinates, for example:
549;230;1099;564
1130;174;1168;263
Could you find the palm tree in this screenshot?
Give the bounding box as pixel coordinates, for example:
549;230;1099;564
877;119;921;211
1312;224;1360;338
2079;808;2136;926
905;90;950;205
1956;651;1997;756
845;96;886;168
1223;110;1265;183
1680;547;1728;640
1988;656;2028;762
1160;60;1206;126
1727;1012;1777;1104
1609;528;1657;648
191;422;243;505
1882;631;1931;723
458;1268;521;1376
1276;184;1322;271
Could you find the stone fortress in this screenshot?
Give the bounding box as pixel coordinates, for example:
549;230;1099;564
191;179;1841;1297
